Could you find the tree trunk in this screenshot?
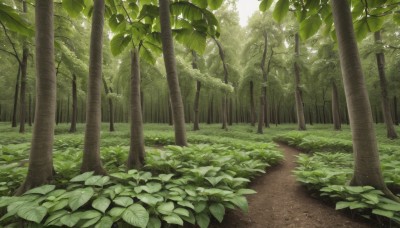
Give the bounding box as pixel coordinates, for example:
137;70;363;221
12;66;21;128
228;97;233;126
332;81;341;130
19;0;29;133
159;0;187;146
102;75;115;132
250;81;256;126
257;96;264;134
394;96;399;125
374;30;397;139
294;33;306;130
192;51;201;131
213;38;229;130
331;0;394;198
17;0;55;194
127;48;145;169
81;0;106;175
309;107;313;125
28;94;32;126
69;74;77;133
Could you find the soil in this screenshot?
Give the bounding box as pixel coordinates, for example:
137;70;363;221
211;144;374;228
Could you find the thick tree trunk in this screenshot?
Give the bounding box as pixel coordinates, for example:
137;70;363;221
81;0;106;175
192;51;201;131
12;66;21;128
374;31;397;139
159;0;187;145
127;49;145;169
332;81;341;130
331;0;394;198
102;75;115;132
17;0;55;194
294;33;306;130
250;81;256;126
69;74;77;133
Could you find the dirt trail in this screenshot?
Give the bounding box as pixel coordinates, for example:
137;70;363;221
212;144;373;228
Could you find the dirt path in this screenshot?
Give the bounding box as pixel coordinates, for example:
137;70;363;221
212;144;373;228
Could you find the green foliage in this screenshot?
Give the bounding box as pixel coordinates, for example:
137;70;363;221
0;2;33;36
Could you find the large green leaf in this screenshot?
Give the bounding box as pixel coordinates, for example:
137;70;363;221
209;203;225;223
147;216;161;228
70;171;94;182
122;204;149;228
157;202;175;215
69;187;94;211
299;14;322;40
0;3;33;36
163;214;184;226
17;205;47;223
92;197;111;213
273;0;289;23
95;216;113;228
259;0;273;12
24;185;55;195
110;33;132;56
207;0;223;10
113;197;134;207
196;213;210;228
60;213;81;227
63;0;85;17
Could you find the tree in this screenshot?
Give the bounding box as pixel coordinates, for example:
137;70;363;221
81;0;106;175
17;0;56;194
159;0;187;146
293;33;306;130
19;0;30;133
331;0;395;198
374;30;398;139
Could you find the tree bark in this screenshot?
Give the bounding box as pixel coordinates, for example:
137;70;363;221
331;0;394;198
257;96;265;134
81;0;106;175
28;94;32;126
394;96;399;125
69;74;77;133
332;81;341;130
102;75;115;132
19;0;29;133
192;51;201;131
159;0;187;145
294;33;306;130
374;30;397;139
250;81;256;126
12;66;21;128
127;48;145;169
16;0;55;194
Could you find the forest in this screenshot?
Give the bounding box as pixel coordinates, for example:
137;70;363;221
0;0;400;227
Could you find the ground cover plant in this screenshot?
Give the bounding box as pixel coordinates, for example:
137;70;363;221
0;123;283;227
274;128;400;225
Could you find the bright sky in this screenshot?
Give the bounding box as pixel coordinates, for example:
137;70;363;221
237;0;260;27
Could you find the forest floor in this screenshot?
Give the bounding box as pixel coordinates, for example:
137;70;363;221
212;144;373;228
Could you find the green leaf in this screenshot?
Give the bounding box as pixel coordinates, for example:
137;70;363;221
299;14;322;40
44;210;68;226
335;201;351;210
147;216;161;228
24;185;55;195
110;33;132;56
163;214;184;226
143;182;162;193
70;172;94;182
95;216;113;228
230;196;248;213
60;213;81;227
113;197;134;207
85;175;110;186
174;208;190;217
137;194;163;206
69;187;94;211
196;213;210;228
273;0;289;23
372;209;394;218
207;0;223;10
159;174;174;182
237;189;257;195
177;200;195;209
259;0;273;12
0;3;33;36
108;207;125;218
194;201;207;213
157;202;174;215
122;204;149;228
210;203;225;223
80;210;102;220
63;0;85;18
92;197;111;213
17;205;47;223
362;193;379;204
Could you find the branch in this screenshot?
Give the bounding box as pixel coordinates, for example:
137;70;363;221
0;21;21;64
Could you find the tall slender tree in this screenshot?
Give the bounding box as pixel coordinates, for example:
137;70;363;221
81;0;106;175
17;0;56;194
294;33;306;131
159;0;187;146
